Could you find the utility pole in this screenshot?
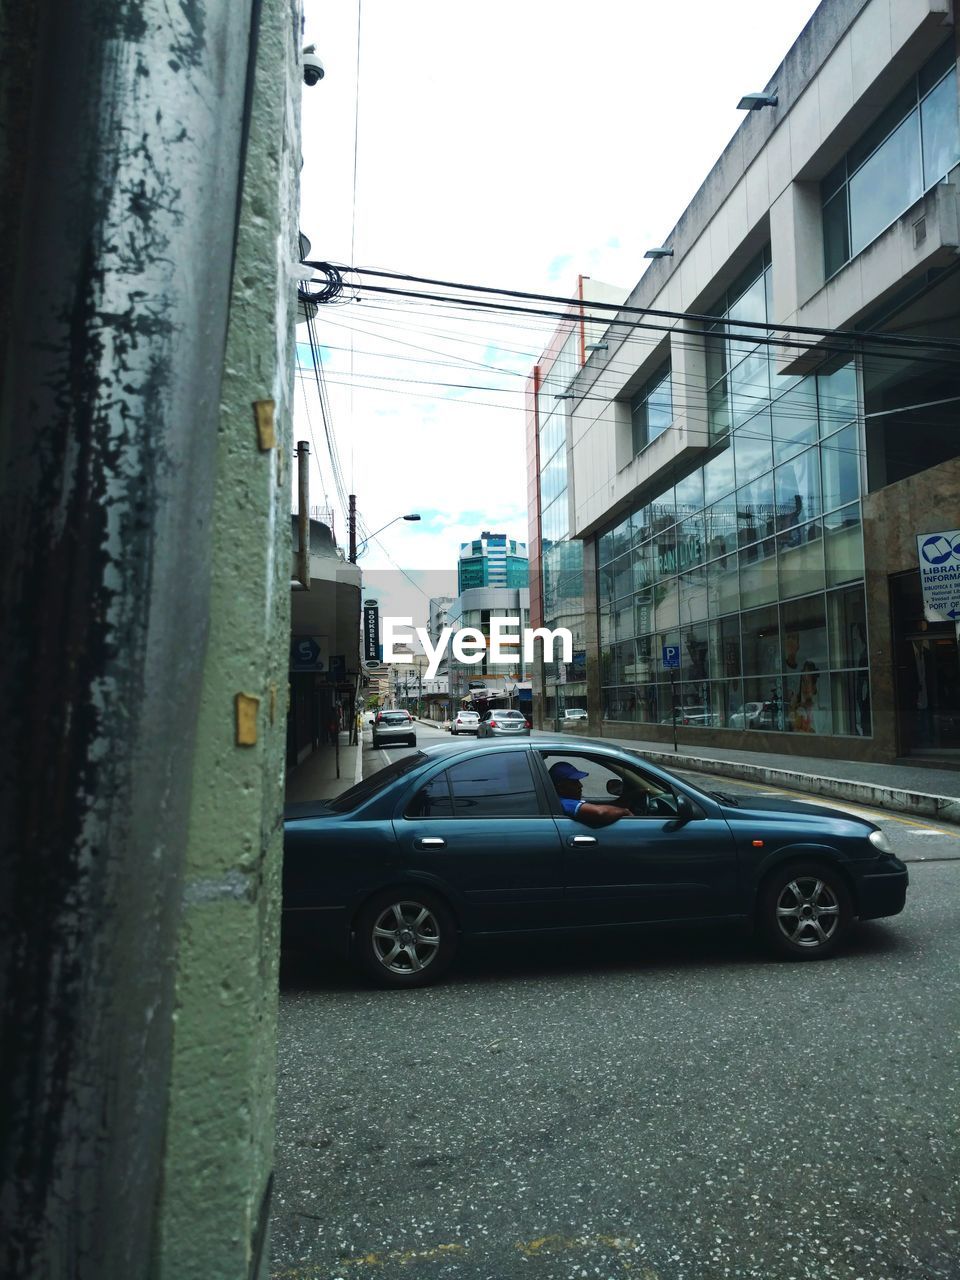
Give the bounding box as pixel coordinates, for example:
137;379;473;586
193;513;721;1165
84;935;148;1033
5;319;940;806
296;441;310;588
348;493;357;564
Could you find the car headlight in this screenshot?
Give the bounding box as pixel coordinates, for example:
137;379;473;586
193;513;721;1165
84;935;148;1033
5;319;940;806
868;828;893;853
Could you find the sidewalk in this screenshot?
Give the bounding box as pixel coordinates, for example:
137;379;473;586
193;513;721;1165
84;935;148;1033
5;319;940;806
599;732;960;826
284;731;364;804
283;724;960;826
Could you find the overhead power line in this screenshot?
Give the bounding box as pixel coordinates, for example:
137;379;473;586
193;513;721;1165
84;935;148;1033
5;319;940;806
311;261;960;356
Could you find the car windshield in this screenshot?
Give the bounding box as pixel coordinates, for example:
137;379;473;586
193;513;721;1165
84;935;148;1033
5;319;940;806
328;753;426;812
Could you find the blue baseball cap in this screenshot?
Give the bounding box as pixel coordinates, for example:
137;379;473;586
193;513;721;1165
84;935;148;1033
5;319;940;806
549;761;589;781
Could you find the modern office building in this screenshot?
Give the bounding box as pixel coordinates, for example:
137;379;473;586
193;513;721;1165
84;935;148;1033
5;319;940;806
457;531;528;592
445;586;531;710
526;0;960;764
525;277;628;724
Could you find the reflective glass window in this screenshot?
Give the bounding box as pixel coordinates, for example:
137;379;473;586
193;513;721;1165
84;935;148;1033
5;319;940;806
779;519;825;599
782;595;829;676
674;469;704;517
821;44;959;276
703;446;736;505
708;552;740;617
817;363;857;430
775;447;821;531
831;670;872;736
731;350;771;426
679;565;709;623
821;424;860;511
631;361;673;453
827;584;869;669
824;502;863;587
734;411;773;487
741;605;780;677
446;753;542;817
771;380;818;462
921;66;960;185
849;114;923;255
739;537;778;609
705;499;739;559
680;625;710;681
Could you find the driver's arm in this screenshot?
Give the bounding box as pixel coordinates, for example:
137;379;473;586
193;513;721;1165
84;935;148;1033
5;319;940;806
573;801;633;826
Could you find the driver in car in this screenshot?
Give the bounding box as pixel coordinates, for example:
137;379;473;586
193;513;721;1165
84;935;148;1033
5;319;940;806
548;761;633;826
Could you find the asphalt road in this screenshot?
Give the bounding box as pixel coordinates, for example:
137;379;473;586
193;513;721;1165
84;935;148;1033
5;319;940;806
272;727;960;1280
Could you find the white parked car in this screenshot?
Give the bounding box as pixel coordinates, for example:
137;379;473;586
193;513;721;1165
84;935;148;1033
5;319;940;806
562;708;588;724
451;710;480;735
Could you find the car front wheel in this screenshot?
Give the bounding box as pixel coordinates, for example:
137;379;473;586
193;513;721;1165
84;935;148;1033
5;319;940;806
759;861;852;960
355;889;457;987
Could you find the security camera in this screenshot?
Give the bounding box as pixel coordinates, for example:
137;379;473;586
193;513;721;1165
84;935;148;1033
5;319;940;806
302;45;324;86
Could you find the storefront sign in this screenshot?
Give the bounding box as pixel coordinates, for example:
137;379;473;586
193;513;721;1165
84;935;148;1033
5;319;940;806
291;635;329;672
916;529;960;621
363;601;380;661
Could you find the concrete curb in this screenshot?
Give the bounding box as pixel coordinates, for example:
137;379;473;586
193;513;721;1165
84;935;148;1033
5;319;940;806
637;748;960;827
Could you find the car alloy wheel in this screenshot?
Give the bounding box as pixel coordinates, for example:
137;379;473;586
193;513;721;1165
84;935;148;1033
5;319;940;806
356;889;456;988
760;861;852;960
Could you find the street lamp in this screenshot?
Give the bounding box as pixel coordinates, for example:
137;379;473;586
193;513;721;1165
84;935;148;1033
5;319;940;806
349;506;420;562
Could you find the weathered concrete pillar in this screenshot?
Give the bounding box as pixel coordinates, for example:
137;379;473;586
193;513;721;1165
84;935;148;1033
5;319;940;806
0;1;299;1276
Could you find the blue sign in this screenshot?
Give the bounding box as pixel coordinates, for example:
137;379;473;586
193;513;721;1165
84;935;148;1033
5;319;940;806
662;644;680;669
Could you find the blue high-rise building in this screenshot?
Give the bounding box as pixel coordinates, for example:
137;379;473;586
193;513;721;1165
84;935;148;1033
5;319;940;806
457;531;528;593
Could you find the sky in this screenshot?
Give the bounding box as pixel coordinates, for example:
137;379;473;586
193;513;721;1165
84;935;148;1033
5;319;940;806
297;0;821;625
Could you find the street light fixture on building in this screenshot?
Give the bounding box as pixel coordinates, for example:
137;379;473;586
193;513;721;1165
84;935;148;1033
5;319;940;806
737;91;778;110
644;247;673;259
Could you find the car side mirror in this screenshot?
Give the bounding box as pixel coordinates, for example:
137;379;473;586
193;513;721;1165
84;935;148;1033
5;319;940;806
606;779;623;798
660;793;697;828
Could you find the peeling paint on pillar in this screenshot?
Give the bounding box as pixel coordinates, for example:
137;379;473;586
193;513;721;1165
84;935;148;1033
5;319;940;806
0;2;290;1277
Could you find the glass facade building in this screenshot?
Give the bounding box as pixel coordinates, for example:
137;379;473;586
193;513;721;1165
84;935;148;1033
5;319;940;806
525;7;960;762
536;327;588;717
458;532;528;592
822;41;960;280
596;250;871;738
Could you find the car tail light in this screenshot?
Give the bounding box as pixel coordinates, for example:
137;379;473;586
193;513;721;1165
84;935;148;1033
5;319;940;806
489;720;498;728
525;719;532;729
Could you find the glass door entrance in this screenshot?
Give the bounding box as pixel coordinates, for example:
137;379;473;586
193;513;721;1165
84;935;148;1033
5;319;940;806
892;570;960;755
902;635;960;751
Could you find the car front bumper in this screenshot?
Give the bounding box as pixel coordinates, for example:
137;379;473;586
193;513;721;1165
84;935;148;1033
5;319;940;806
856;856;909;921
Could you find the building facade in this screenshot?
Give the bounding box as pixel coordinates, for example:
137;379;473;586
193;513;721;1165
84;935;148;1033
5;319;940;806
445;586;531;711
525;277;628;725
457;531;528;592
527;0;960;764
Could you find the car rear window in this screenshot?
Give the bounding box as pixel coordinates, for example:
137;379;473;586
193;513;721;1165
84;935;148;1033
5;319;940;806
379;712;409;724
329;753;426;812
407;752;542;818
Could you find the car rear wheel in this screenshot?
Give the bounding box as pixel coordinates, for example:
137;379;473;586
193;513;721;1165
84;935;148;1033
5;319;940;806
355;888;456;988
759;861;852;960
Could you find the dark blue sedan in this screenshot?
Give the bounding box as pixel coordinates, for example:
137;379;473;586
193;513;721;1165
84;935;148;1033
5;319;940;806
282;741;909;987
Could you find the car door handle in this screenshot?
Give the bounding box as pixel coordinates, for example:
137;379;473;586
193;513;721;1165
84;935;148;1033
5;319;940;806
414;837;446;848
568;835;597;846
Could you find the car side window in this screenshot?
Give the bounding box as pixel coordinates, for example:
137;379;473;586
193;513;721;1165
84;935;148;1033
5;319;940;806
446;752;542;817
406;773;455;818
540;753;679;818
